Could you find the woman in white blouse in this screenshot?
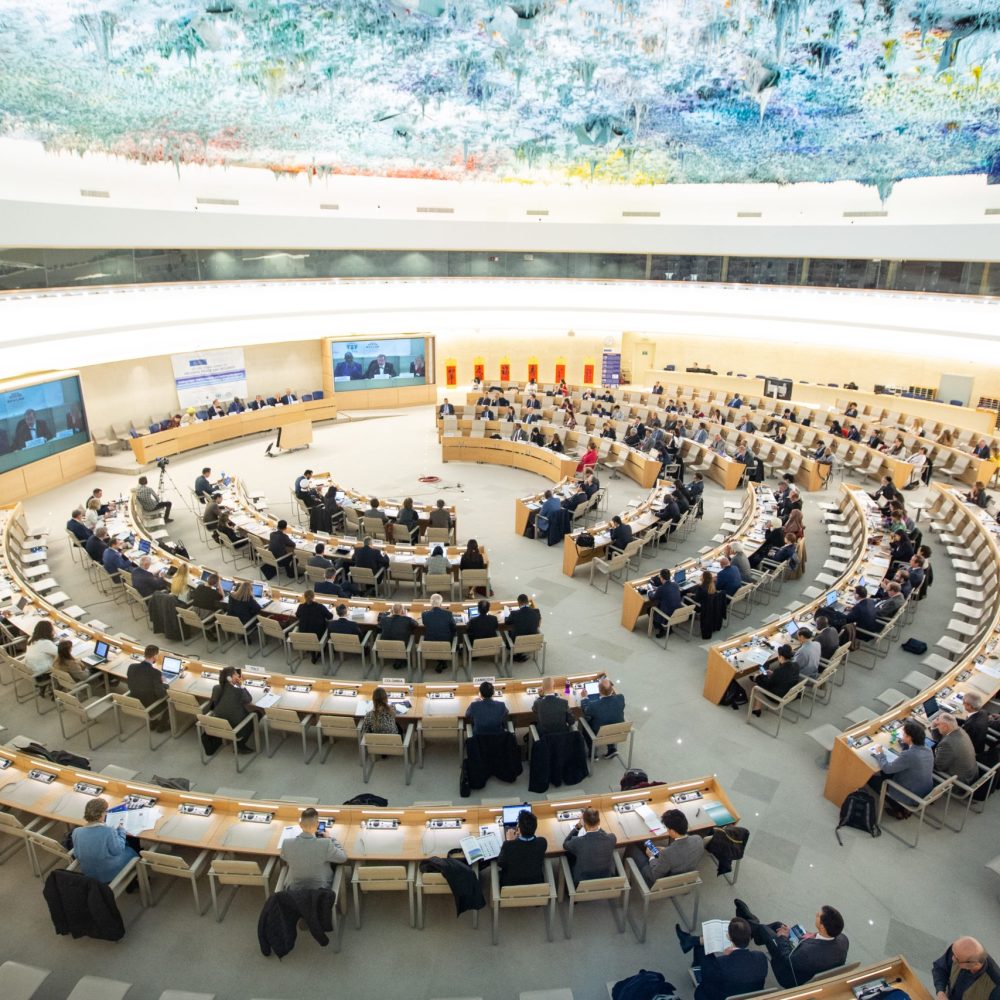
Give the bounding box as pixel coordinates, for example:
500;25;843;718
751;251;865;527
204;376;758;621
83;497;101;530
24;619;58;683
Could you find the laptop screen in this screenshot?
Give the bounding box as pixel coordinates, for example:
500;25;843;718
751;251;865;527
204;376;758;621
161;655;182;677
501;803;532;826
674;568;686;586
138;539;151;554
200;570;211;583
220;579;234;594
825;590;838;607
468;607;480;619
785;620;799;639
922;695;940;718
857;575;867;590
93;640;109;659
252;582;264;599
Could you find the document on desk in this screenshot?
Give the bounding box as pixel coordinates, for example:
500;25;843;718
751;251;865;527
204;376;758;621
460;832;501;865
974;659;1000;680
106;805;163;836
741;647;772;666
634;804;667;836
278;824;300;847
702;919;733;955
256;692;281;710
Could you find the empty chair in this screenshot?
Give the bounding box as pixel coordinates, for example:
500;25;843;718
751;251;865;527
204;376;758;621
328;630;373;675
263;706;316;763
464;635;506;678
65;976;133;1000
317;714;364;763
208;855;277;921
54;688;117;750
352;862;416;927
166;687;209;738
578;719;635;772
623;864;701;944
137;848;212;914
361;727;415;785
416;715;464;767
111;692;170;751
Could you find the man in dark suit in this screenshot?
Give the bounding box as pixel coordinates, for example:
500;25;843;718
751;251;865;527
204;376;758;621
194;468;213;500
582;471;600;498
649;570;683;636
131;556;169;599
379;604;415;643
205;399;227;419
248;394;269;410
562;486;588;515
959;692;991;758
510;423;528;443
562;808;616;884
364;355;396;378
315;568;353;599
582;678;625;756
66;509;92;544
328;604;361;636
438;399;455;416
506;594;540;662
533;676;573;735
268;519;297;577
421;593;456;673
524;394;541;410
279;388;298;405
468;600;499;641
227;398;246;414
608;516;633;555
351;537;389;591
126;645;170;732
497;810;547;888
85;527;109;563
734;900;849;988
13;409;51;449
675;918;768;1000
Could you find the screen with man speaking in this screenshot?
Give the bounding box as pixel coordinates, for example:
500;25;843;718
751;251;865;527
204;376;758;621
0;375;90;474
331;338;429;392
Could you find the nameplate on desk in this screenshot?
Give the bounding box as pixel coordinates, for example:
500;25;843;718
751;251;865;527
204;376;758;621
472;676;495;684
671;791;703;804
364;818;399;831
613;799;647;813
244;665;266;675
524;687;540;696
557;809;582;822
848;735;873;749
285;684;311;693
381;677;406;685
28;770;56;784
332;688;359;697
74;782;104;796
124;794;157;809
427;818;462;829
239;810;273;824
426;691;455;700
179;803;213;817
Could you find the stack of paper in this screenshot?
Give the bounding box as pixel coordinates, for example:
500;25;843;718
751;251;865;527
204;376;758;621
702;919;733;954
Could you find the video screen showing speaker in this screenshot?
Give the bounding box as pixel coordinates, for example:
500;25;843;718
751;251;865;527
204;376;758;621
763;377;793;402
0;375;90;474
331;338;429;391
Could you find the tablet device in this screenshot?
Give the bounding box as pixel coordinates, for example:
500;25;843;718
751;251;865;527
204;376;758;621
501;803;532;828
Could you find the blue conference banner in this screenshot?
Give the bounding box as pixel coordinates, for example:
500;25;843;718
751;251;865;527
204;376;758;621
601;351;621;387
171;349;248;409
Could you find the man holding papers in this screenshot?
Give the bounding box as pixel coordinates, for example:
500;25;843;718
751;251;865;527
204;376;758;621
675;918;768;1000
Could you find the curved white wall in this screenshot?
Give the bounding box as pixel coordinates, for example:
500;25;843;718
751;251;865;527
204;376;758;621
2;140;998;260
2;277;999;376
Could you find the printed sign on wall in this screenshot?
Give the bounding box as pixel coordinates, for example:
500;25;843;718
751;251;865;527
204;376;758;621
171;349;248;409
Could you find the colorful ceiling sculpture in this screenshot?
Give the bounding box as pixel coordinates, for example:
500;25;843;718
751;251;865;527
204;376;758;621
0;0;997;186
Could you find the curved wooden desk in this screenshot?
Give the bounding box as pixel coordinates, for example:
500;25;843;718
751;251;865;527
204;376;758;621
442;435;579;483
621;483;759;632
0;746;737;863
703;484;877;704
824;484;1000;805
129;398;337;463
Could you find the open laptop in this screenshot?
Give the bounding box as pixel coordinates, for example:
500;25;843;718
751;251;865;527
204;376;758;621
220;579;234;595
674;567;687;587
824;590;839;608
785;620;799;640
137;538;151;555
81;640;111;667
160;655;183;683
501;803;532;829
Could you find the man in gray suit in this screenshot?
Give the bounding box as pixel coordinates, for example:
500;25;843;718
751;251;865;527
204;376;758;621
562;807;617;884
629;808;705;886
933;713;978;784
280;808;347;891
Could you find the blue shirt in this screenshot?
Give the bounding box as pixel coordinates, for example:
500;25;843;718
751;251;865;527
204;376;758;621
71;823;137;883
717;564;743;596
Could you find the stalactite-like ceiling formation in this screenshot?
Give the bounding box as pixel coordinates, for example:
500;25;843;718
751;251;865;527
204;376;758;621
0;0;997;187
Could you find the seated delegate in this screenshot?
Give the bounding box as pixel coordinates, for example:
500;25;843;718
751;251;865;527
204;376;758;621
562;807;616;884
497;810;547;888
465;680;509;736
675;918;768;1000
627;808;705;887
280;807;348;892
732;900;849;988
71;797;139;886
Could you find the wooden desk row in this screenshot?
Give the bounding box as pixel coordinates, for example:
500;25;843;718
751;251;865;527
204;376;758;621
441;429;662;489
703;484;880;704
621;483;760;632
129;398;337;463
562;482;673;578
514;477;577;538
289;473;458;534
824;484;1000;805
216;478;480;579
0;747;739;861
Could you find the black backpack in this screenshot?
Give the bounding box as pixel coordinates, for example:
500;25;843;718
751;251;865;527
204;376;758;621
620;768;649;790
836;790;881;844
612;970;678;1000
